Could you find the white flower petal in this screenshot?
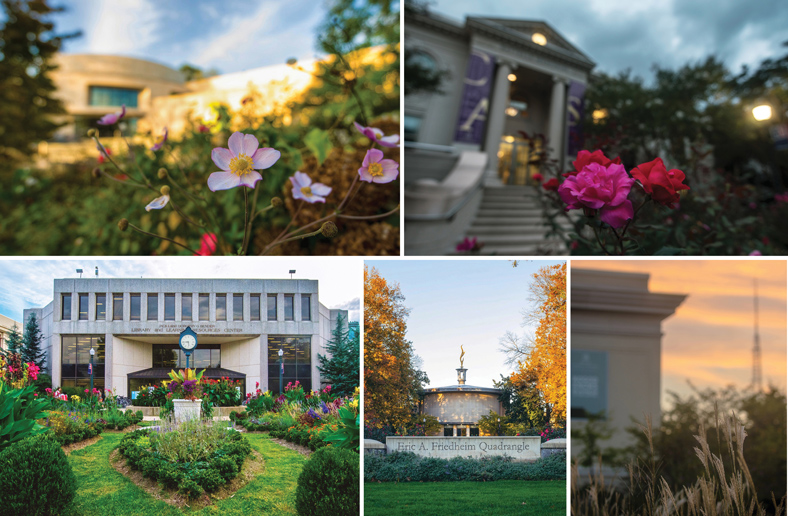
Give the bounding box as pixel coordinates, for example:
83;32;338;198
228;132;245;156
211;148;232;170
238;171;262;188
241;133;259;156
310;183;332;197
207;171;242;191
293;171;312;187
378;135;400;147
145;195;170;211
252;148;280;169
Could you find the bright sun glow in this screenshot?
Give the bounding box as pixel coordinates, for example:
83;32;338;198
752;104;772;121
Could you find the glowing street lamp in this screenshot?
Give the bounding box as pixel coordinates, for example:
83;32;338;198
753;104;773;121
532;33;547;46
278;348;284;394
507;73;517;82
89;347;95;397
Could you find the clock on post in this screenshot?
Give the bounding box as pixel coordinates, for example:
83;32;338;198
179;326;198;369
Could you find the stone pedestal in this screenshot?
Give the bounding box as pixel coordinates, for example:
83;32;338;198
172;399;202;423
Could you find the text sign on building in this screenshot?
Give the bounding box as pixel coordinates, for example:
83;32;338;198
571;349;608;418
386;436;540;461
454;49;495;145
566;81;586;157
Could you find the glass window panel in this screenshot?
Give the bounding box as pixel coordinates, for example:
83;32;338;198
267;335;311;393
193;349;210;368
250;294;260;321
61;335;105;386
88;86;139;108
96;293;106;320
62;293;72;320
233;294;243;321
301;294;311;321
147;294;158;321
267;295;277;321
113;293;123;320
130;294;141;321
164;294;175;321
199;294;210;321
284;295;294;321
182;294;192;321
78;293;89;320
216;294;226;321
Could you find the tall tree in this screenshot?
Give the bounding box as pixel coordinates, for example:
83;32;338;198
511;263;566;422
3;324;23;358
364;266;422;428
21;313;45;369
0;0;79;164
318;313;360;398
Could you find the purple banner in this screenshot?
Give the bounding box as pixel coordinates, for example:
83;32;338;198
567;81;586;157
454;49;495;144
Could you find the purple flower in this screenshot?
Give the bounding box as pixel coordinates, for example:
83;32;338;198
456;237;483;252
150;127;168;151
290;171;331;203
207;132;280;191
353;121;399;148
97;105;126;125
358;148;399;184
320;401;329;414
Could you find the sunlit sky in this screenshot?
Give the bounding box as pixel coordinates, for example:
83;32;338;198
46;0;330;74
574;260;787;407
366;259;565;389
0;258;362;323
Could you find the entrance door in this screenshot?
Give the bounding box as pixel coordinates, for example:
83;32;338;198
497;136;543;185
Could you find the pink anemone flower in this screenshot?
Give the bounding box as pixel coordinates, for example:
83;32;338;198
358;148;399;184
290;171;332;203
194;234;218;256
353;121;400;148
97;105;126;125
150;127;168;151
208;132;280;191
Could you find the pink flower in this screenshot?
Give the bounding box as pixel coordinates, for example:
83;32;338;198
150;127;168;151
195;233;218;256
456;237;483;252
749;250;763;256
358;149;399;184
290;171;332;203
532;173;544;182
353;121;399;147
207;132;280;191
97;105;126;125
558;162;635;228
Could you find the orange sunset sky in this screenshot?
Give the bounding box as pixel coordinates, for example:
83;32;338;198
573;260;787;408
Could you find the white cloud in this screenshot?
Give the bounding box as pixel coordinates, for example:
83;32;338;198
83;0;161;55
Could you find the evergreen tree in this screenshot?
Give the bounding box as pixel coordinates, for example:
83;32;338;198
2;324;23;358
318;313;359;398
21;313;45;369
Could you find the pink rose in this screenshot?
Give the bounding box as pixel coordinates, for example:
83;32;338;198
558;162;635;228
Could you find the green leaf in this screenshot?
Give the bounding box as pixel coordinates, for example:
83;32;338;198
654;246;684;256
303;128;332;166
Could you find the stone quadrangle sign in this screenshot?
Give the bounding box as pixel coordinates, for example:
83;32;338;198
386;436;541;461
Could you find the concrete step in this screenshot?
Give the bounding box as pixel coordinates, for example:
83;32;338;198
473;216;545;226
475;209;544;217
469;225;548;235
479;201;543;210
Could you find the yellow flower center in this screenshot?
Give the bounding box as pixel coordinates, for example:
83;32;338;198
368;163;383;177
301;186;312;196
229;154;254;176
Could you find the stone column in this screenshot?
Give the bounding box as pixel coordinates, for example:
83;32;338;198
548;76;568;171
51;332;61;388
483;60;514;184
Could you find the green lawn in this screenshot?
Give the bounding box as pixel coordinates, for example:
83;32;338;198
364;480;566;516
63;432;307;515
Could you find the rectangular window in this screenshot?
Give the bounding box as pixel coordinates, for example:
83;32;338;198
216;294;226;321
301;294;311;321
78;293;89;320
182;294;192;321
250;294;260;321
284;295;294;321
267;335;311;393
153;344;221;369
130;294;141;321
267;295;277;321
88;86;139;108
147;294;158;321
164;294;175;321
95;293;106;320
60;335;106;390
61;293;72;320
199;294;210;321
113;293;123;321
233;294;244;321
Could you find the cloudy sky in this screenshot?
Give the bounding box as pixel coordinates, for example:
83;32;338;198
366;259;565;389
574;260;787;407
426;0;788;81
0;258;361;323
49;0;329;74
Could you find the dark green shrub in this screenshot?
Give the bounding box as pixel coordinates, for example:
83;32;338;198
178;478;204;498
295;446;359;516
191;468;225;491
211;455;239;481
0;434;76;516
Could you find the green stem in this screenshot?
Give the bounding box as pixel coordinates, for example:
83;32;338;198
260;227;325;255
126;223;198;255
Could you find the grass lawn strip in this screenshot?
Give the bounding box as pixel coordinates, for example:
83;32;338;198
364;480;566;516
65;432;308;515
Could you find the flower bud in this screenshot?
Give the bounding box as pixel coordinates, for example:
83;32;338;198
160;185;170;196
87;129;97;138
118;219;129;232
271;197;283;207
320;221;338;238
91;168;101;179
157;168;168;179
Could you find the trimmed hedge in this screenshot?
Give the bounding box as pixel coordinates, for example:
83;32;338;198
364;451;566;482
296;446;359;516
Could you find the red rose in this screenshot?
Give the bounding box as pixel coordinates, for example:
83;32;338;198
532;173;544;182
630;158;689;208
542;178;560;191
566;150;621;177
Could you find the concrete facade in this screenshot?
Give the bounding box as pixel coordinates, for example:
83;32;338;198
0;313;22;353
423;386;504;435
24;278;346;397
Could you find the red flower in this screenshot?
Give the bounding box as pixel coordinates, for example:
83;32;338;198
630;158;689;208
542;178;560;191
194;233;218;256
97;147;112;164
566;150;621;177
532;173;544;182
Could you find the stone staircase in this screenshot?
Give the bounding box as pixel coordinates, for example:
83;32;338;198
456;186;569;255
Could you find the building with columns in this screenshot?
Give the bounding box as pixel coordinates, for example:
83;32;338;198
23;278;347;398
404;8;594;254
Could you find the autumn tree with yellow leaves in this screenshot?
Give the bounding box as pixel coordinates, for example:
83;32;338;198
364;266;425;429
